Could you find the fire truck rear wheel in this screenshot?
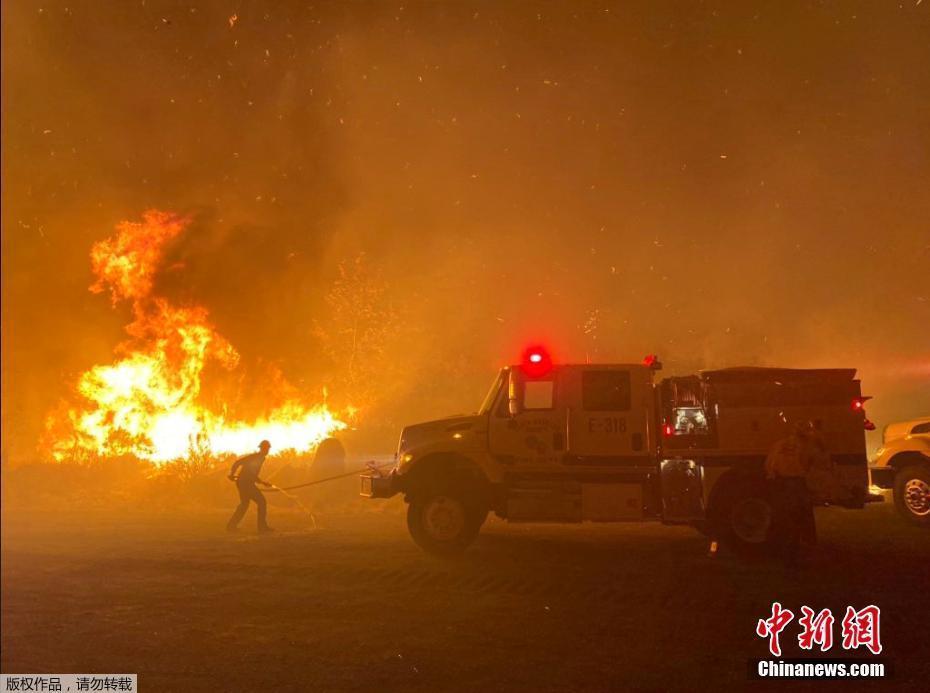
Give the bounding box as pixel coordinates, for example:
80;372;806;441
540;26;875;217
710;480;775;556
893;465;930;527
407;489;485;555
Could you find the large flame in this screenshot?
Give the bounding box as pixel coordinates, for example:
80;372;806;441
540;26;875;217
45;210;347;464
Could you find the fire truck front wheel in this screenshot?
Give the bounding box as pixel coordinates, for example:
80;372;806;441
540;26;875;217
407;487;486;555
710;479;775;555
894;465;930;527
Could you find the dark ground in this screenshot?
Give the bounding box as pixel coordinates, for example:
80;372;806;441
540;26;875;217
2;481;927;692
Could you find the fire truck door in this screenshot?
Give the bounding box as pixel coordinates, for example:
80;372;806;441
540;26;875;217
488;372;566;466
563;367;653;463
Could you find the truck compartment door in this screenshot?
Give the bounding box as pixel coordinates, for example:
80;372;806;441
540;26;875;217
582;483;644;520
659;459;705;522
562;367;654;464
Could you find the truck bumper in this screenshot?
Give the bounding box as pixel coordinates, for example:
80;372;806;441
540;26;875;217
869;466;895;490
360;471;401;499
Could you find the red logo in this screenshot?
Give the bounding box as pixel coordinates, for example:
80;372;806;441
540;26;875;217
841;605;882;655
797;606;834;652
756;602;795;657
756;603;882;656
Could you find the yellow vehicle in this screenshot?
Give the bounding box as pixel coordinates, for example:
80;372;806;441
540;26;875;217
869;417;930;526
361;348;874;554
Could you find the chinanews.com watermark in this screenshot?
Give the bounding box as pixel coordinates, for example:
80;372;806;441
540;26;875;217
752;659;888;679
749;603;890;680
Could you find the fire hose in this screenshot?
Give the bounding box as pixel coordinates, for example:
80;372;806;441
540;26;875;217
262;460;393;492
265;460;394;529
256;461;393;528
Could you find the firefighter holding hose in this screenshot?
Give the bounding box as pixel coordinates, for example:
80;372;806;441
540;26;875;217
226;440;275;533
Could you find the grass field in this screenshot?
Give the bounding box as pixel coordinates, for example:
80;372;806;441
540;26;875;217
2;479;927;691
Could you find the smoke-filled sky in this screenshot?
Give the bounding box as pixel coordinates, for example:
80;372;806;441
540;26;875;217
2;0;929;462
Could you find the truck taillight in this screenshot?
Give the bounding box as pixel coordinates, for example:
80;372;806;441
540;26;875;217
852;396;874;430
852;396;872;412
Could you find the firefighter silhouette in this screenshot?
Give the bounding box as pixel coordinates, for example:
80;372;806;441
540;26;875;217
765;422;819;565
226;440;274;533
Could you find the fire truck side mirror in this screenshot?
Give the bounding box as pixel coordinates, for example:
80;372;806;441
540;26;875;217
508;370;523;417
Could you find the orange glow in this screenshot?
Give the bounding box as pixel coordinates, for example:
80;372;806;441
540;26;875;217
45;211;347;464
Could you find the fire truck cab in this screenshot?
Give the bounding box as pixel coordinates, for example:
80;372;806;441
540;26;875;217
361;350;872;555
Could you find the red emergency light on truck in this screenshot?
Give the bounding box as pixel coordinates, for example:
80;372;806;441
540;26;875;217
361;351;874;554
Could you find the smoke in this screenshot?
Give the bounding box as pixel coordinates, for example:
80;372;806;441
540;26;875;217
3;0;929;463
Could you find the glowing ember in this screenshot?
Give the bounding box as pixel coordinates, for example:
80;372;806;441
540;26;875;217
45;210;347;464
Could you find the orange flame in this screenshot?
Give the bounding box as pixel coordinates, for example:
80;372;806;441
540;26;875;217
45;211;347;464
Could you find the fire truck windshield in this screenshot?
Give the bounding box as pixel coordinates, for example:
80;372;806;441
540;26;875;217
478;369;507;415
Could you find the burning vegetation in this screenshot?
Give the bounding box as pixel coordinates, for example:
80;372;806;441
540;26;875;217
43;210;347;465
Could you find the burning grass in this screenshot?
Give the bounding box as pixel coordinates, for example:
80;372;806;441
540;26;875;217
43;210;349;464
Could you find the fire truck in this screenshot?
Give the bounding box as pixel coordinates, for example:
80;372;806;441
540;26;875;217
361;348;875;554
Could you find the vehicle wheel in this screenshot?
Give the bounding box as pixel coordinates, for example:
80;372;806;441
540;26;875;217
893;465;930;527
407;487;485;555
710;480;775;556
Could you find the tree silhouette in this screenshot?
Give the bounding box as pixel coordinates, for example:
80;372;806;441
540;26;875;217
315;253;401;413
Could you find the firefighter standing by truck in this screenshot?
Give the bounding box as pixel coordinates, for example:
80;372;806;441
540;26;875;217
765;422;820;566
